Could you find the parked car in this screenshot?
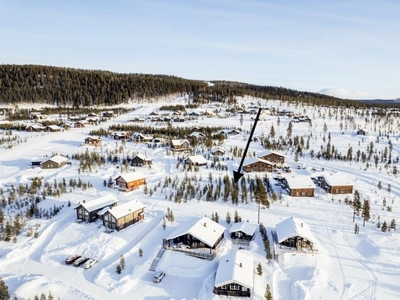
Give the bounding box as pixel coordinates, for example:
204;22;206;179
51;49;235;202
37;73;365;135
153;271;165;283
83;258;98;269
65;254;81;265
73;257;89;267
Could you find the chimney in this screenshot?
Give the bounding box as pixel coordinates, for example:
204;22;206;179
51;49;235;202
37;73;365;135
204;222;207;227
239;263;242;268
301;223;303;227
83;200;86;203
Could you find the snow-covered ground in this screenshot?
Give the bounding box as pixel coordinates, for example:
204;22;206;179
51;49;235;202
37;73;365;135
0;96;399;299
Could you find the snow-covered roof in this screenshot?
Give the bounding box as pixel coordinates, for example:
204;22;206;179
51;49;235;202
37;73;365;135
45;155;68;164
77;194;119;213
243;157;274;167
258;150;284;158
275;217;317;245
186;155;207;165
171;139;189;146
229;222;258;236
135;153;152;161
211;146;225;154
189;132;205;138
214;251;254;290
26;124;44;130
100;200;145;219
323;172;354;186
285;176;315;189
47;125;60;130
117;172;146;182
167;217;225;248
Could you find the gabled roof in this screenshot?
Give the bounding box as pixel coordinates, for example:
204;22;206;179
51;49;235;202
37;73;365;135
243;157;274;167
258;150;284;158
189;131;205;138
76;194;119;213
116;172;146;183
26;124;44;130
166;217;225;248
186;155;207;165
171;139;189;146
323;172;354;187
275;217;317;245
47;125;60;130
285;176;315;189
99;200;145;219
43;155;68;165
134;153;152;161
211;146;225;154
229;222;258;236
214;251;254;290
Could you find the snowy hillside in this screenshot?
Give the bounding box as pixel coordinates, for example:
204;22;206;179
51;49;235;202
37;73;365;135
318;88;370;100
0;95;399;300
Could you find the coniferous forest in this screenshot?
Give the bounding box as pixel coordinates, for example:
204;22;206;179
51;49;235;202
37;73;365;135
0;64;384;109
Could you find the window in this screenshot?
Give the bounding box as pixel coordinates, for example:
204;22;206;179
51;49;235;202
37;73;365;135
242;287;248;291
335;189;339;193
230;283;240;290
235;232;242;238
221;285;227;290
341;189;345;194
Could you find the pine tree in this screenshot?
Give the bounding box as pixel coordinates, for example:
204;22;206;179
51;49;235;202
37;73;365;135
234;210;241;223
0;276;10;300
257;263;263;275
265;284;273;300
382;221;388;232
390;219;396;231
116;264;122;274
48;291;54;300
226;211;231;224
162;218;166;231
211;212;215;221
214;212;219;223
362;200;370;226
120;255;125;269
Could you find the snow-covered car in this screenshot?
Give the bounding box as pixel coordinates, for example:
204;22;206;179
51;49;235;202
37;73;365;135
153;271;165;283
73;257;89;267
83;258;98;269
65;254;81;265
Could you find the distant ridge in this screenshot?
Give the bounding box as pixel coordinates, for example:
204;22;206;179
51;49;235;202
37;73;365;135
318;88;370;100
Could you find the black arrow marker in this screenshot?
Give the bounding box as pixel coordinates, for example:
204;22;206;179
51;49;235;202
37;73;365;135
233;107;262;183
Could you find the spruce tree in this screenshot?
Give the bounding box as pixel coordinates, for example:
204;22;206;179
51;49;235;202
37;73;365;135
382;221;388;232
362;200;370;226
120;255;125;270
0;277;10;300
265;284;273;300
257;263;263;275
390;219;396;231
226;212;231;224
116;264;122;274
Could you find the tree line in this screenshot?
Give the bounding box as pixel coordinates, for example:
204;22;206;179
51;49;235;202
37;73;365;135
2;64;396;109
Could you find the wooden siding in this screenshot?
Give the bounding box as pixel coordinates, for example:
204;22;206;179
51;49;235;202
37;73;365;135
41;160;65;169
289;188;314;197
165;233;223;250
279;236;314;250
102;208;144;231
115;177;146;192
131;157;151;166
328;185;353;194
243;161;274;172
230;231;254;241
258;153;285;164
213;284;251;297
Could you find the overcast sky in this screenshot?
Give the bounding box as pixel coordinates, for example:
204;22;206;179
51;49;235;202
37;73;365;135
1;0;399;99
